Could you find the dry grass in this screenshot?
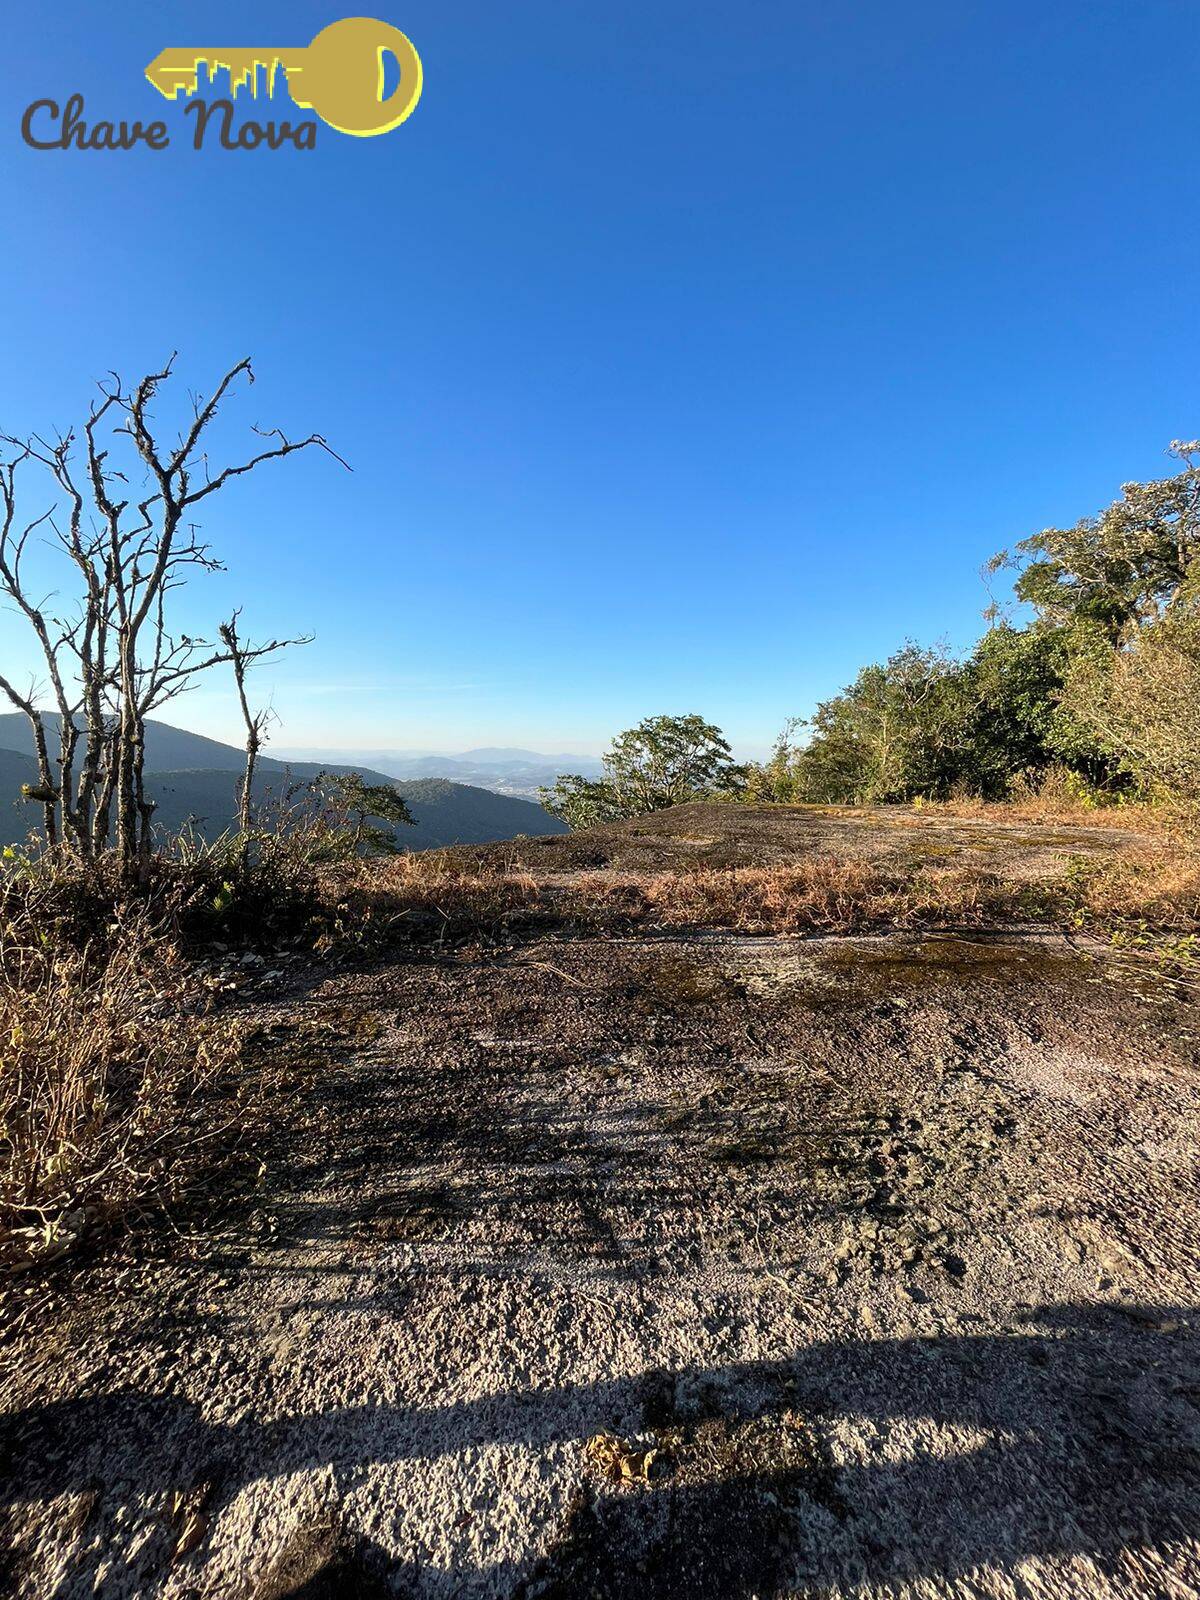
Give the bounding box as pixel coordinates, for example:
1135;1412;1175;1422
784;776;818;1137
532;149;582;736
917;766;1198;836
320;851;547;947
1062;848;1200;933
326;833;1200;949
613;849;1200;942
575;859;1037;934
586;848;1200;983
923;795;1167;832
0;907;244;1269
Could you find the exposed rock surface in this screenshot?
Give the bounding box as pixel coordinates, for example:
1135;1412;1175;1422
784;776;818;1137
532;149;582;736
2;813;1198;1598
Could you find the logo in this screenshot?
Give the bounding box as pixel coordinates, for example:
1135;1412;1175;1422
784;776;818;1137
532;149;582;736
146;19;423;137
21;16;422;152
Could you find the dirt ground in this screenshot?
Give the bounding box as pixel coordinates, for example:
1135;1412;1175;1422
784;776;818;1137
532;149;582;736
2;808;1199;1598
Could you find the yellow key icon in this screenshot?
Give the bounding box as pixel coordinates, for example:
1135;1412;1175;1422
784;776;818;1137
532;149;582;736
145;17;423;138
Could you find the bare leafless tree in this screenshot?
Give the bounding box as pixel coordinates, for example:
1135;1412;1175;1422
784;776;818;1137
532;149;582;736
219;608;311;832
0;356;344;875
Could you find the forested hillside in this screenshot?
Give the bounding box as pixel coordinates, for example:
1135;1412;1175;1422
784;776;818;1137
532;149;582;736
0;717;566;851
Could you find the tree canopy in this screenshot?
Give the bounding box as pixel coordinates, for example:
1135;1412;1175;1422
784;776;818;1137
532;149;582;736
542;714;740;829
743;441;1200;810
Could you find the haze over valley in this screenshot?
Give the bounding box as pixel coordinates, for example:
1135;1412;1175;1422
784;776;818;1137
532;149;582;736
274;746;605;800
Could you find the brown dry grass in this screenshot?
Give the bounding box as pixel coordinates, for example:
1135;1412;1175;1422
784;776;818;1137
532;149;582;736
577;859;1035;933
923;796;1166;831
0;907;244;1269
319;851;546;948
347;836;1200;951
916;771;1200;836
919;762;1197;833
1063;848;1200;932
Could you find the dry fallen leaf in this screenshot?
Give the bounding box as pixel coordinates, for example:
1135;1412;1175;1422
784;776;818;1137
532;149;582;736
170;1484;211;1561
172;1509;208;1561
583;1432;660;1487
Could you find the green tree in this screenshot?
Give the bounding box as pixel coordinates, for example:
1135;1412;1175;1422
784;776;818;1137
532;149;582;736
962;625;1073;795
785;644;973;804
322;773;415;855
541;714;740;829
741;720;805;804
538;773;626;831
991;440;1200;799
1058;610;1200;802
742;443;1200;810
606;714;739;811
995;440;1200;637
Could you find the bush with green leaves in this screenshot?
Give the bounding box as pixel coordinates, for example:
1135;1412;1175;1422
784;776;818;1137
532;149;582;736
745;441;1200;809
542;714;743;829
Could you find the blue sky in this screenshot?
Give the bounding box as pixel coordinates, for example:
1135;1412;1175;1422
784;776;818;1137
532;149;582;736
0;1;1196;758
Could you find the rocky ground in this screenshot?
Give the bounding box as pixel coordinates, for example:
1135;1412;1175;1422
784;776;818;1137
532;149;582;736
2;809;1199;1598
444;799;1140;878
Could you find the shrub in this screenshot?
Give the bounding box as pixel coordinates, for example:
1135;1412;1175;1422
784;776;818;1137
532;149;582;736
0;904;243;1267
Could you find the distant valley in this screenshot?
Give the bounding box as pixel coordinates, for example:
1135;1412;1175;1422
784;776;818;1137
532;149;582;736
0;716;568;852
274;745;604;800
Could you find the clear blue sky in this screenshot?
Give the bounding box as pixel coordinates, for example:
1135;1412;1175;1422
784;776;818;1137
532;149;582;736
1;0;1196;757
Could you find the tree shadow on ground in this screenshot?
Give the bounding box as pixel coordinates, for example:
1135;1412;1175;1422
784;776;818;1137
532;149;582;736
2;1302;1198;1599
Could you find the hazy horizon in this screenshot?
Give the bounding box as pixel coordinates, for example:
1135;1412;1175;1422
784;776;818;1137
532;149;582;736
0;706;774;769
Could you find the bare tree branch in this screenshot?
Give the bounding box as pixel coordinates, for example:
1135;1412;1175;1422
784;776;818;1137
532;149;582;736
0;357;330;872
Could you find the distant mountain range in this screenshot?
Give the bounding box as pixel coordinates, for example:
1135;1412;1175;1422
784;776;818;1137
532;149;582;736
0;715;568;852
273;745;605;800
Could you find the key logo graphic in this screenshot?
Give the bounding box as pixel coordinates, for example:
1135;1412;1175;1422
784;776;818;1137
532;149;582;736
144;17;423;138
